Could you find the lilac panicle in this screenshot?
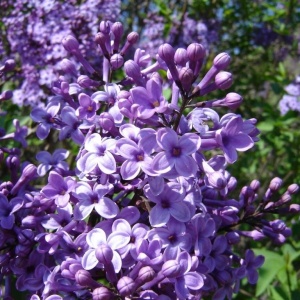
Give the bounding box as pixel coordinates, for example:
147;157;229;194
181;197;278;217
0;14;298;300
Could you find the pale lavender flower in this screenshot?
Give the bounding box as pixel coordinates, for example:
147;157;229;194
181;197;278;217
130;78;168;119
144;182;191;226
116;138;154;180
147;218;192;259
30;101;60;140
76;93;100;120
36;149;69;176
73;182;119;220
152;128;201;177
0;194;23;229
215;115;254;163
59;106;85;144
81;228;125;272
77;133;116;174
41;171;77;207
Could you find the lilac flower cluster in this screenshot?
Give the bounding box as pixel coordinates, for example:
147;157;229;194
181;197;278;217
1;0;121;107
0;20;299;300
278;76;300;115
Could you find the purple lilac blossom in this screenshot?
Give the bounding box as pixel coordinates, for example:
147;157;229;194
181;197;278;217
0;17;299;300
278;76;300;115
1;0;121;107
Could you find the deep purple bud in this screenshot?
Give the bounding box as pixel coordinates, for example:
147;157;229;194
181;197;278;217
75;270;101;288
1;59;16;73
250;179;260;192
0;90;13;101
174;48;188;67
179;67;194;91
136;266;155;286
269;220;286;233
224;92;243;109
226;231;240;245
215;71;233;90
161;260;181;278
60;58;77;77
227;176;237;191
127;32;139;44
99;113;116;132
158;43;175;63
120;32;139;56
77;75;100;88
187;43;205;61
278;193;292;205
207;171;227;190
110;53;124;69
99;21;111;35
95;244;113;265
124;60;143;84
95;32;110;57
269;177;282;191
289;204;300;212
111;22;124;52
92;287;113;300
62;35;80;54
288;184;299;194
117;276;135;297
213;52;231;70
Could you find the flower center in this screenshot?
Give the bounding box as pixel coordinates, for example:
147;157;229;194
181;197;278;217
152;100;160;107
136;154;144;161
172;147;181;157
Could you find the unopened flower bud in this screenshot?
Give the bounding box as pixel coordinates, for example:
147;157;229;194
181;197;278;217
213;52;231;70
75;269;100;288
227;176;237;191
111;22;124;50
92;287;113;300
158;43;175;63
124;60;143;84
62;35;80;54
179;67;193;91
59;58;77;77
161;260;181;278
95;32;110;57
2;59;16;72
95;244;113;264
250;179;260;192
289;204;300;212
117;276;135;297
127;31;139;44
119;32;139;56
207;171;227;190
99;112;116;132
174;48;188;67
77;75;101;88
136;266;155;286
215;71;233;90
187;43;205;61
110;53;124;69
0;90;13;101
269;177;282;191
226;231;240;244
99;20;111;35
287;183;299;194
224;93;243;109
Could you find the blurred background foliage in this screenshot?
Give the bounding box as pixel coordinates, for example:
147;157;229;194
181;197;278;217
1;0;300;299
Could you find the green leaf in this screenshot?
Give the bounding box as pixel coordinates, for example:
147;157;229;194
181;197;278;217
253;249;286;297
257;121;274;132
269;285;291;300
